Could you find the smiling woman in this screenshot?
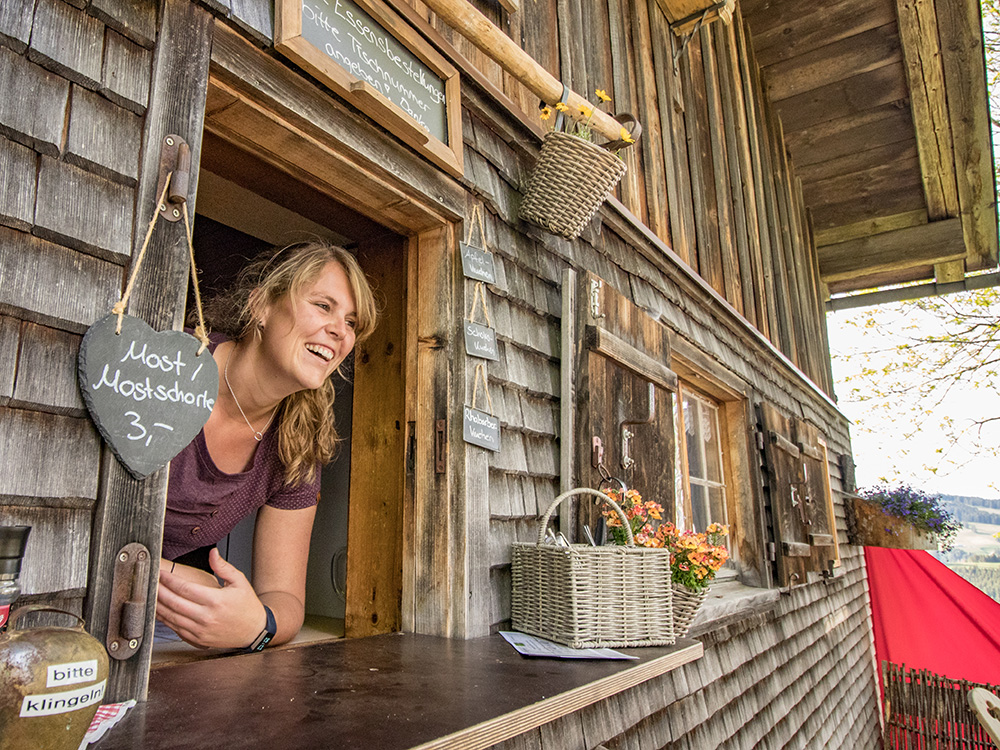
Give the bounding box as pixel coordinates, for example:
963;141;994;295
155;242;378;652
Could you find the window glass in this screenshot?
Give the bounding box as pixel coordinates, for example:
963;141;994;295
678;386;728;534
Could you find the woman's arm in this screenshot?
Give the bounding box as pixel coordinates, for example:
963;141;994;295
154;504;316;649
251;503;317;645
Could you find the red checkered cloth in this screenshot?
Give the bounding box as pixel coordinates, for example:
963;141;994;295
79;700;136;749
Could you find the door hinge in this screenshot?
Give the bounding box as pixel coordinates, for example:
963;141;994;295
107;542;150;660
435;419;447;474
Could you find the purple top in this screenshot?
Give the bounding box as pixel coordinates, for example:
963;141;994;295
161;337;320;561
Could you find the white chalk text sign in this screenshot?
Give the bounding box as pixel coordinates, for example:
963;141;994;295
78;314;219;479
275;0;463;177
463;406;501;452
464;321;499;361
460;242;496;284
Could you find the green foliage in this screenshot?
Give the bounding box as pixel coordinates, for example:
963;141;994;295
859;484;961;550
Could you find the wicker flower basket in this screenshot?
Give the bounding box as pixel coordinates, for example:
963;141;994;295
519;131;628;241
671;584;708;639
511;487;675;649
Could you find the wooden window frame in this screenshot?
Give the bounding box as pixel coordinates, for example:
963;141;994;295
676;384;729;535
669;342;769;589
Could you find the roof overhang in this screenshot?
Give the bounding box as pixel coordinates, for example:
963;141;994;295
743;0;998;298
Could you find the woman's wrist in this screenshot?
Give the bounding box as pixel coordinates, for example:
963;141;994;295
244;605;276;652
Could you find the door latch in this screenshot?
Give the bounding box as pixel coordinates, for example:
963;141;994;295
107;542;151;660
154;134;191;222
621;382;656;470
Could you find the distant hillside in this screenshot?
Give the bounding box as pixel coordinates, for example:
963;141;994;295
947;564;1000;604
939;494;1000;525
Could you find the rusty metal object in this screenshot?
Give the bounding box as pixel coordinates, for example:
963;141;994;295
0;605;109;750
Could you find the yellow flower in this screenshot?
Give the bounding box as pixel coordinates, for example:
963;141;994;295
555;102;569;113
579;105;593;118
540;106;552;121
595;89;611;103
619;127;635;144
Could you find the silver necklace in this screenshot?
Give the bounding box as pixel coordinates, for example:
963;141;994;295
224;347;278;442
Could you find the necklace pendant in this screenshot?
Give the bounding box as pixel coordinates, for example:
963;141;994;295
253;430;264;442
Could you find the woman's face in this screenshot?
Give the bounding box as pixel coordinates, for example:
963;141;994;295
258;260;358;394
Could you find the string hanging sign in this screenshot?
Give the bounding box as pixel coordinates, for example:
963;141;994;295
464;363;500;452
77;144;219;479
459;204;496;284
464;282;498;361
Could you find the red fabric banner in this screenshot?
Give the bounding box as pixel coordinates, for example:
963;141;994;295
865;547;1000;689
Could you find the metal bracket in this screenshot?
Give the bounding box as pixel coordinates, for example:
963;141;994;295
154;134;191;222
107;542;151;660
621;382;656;471
589;278;605;321
591;435;604;468
435;419;447;474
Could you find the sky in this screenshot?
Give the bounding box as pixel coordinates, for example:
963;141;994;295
826;296;1000;500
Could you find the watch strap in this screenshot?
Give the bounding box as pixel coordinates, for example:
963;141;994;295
246;605;276;653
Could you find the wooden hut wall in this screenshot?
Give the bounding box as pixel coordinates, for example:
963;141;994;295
0;0;161;620
420;0;835;397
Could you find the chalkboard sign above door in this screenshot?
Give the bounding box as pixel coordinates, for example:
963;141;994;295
276;0;463;178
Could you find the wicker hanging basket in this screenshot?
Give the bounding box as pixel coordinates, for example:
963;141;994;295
519;115;640;241
671;584;708;639
511;487;675;649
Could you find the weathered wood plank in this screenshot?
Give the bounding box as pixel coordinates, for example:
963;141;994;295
811;178;926;231
229;0;273;47
796;139;918;185
89;0;158;48
0;45;70;156
84;0;213;703
0;136;37;231
785;103;914;168
632;0;670;242
748;0;895;67
0;225;121;333
345;234;407;638
774;62;909;136
763;22;902;103
33;156;135;261
818;217;965;282
0;0;36;54
937;0;999;269
66;84;143;184
0;315;18;404
27;0;105;89
0;407;101;499
801;154;923;209
11;322;86;415
895;0;959;221
101;29;153;115
0;503;90;594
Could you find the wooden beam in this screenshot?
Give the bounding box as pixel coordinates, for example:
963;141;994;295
585;325;678;392
895;0;959;220
818;217;965;283
416;0;631;144
934;259;965;284
936;0;1000;269
814;208;927;247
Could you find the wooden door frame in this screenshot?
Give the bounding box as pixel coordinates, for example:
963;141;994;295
203;22;468;639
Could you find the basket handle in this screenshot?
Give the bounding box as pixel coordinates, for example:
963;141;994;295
536;487;635;547
602;113;642;152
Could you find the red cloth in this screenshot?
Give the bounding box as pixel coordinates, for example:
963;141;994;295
865;547;1000;690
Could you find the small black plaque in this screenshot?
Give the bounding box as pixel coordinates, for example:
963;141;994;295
464;321;499;361
78;314;219;479
460;242;496;284
463;406;500;452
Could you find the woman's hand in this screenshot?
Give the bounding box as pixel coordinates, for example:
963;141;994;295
156;549;267;650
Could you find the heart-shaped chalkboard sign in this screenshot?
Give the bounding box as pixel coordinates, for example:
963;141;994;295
78;314;219;479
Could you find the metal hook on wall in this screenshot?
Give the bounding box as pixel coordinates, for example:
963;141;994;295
621;381;656;471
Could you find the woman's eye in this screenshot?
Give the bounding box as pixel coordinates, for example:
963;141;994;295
346;319;357;329
314;301;330;311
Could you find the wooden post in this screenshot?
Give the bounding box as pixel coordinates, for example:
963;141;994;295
84;0;213;701
416;0;629;144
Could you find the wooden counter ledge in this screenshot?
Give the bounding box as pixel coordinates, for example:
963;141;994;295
95;633;703;750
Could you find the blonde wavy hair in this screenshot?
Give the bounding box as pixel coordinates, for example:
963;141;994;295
206;242;378;487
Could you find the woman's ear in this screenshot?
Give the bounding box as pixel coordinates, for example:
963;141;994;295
248;288;269;332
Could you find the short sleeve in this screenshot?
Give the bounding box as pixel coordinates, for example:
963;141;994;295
266;464;321;510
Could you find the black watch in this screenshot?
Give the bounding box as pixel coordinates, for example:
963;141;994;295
245;605;276;653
